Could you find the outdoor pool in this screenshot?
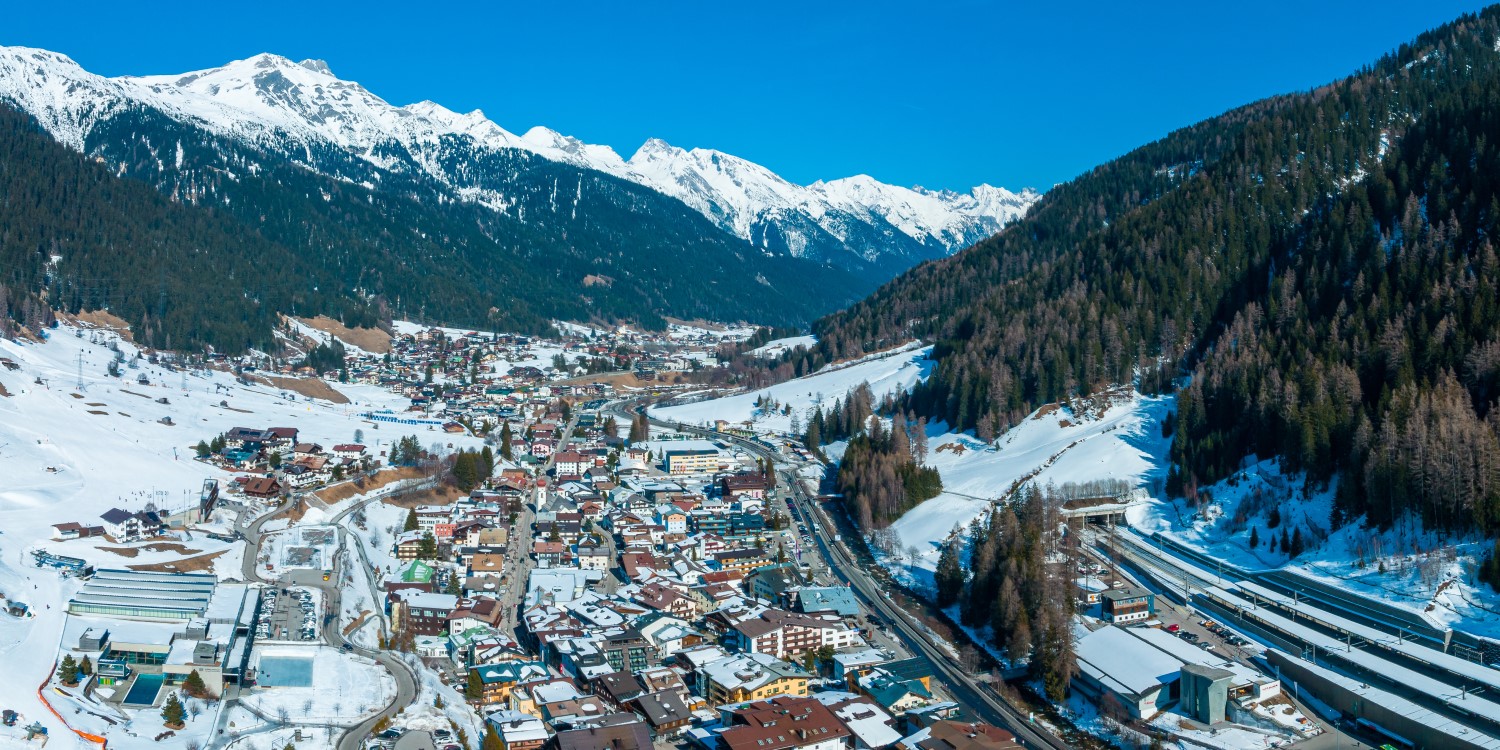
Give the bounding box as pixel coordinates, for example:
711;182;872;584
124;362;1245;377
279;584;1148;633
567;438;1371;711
256;655;314;687
122;673;164;706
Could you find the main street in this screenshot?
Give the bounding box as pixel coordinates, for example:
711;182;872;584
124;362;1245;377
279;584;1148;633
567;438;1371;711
618;401;1069;750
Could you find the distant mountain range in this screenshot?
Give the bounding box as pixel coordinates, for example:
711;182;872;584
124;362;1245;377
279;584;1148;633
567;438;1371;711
0;47;1036;279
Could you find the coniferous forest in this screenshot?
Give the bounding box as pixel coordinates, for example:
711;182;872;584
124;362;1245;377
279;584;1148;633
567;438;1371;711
794;10;1500;534
0;100;871;353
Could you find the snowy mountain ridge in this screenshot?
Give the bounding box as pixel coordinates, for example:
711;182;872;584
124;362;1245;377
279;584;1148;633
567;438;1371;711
0;45;1038;268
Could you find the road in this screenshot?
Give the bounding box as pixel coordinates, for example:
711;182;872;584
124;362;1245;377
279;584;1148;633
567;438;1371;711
622;402;1069;749
212;482;424;750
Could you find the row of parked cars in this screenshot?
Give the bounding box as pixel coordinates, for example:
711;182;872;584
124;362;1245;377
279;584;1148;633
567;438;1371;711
254;588;318;641
369;727;461;750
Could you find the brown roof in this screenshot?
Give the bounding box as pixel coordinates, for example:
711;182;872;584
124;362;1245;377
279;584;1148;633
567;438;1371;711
918;722;1023;750
719;697;852;750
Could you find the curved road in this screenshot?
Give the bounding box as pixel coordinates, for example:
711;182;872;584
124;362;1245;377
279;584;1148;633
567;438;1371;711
219;483;425;750
618;401;1068;749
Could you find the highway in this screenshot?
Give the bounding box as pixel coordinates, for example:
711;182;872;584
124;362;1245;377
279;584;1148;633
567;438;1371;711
618;401;1070;749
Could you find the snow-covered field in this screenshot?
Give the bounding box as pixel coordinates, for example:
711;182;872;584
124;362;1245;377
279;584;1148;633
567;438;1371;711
887;390;1174;583
0;322;485;745
749;335;816;359
651;343;933;434
241;644;393;724
1129;458;1500;639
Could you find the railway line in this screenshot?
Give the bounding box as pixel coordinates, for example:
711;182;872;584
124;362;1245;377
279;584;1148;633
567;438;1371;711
619;401;1071;749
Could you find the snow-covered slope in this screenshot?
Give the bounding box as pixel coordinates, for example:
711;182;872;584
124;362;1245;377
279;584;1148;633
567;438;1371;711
650;343;934;434
0;45;1037;271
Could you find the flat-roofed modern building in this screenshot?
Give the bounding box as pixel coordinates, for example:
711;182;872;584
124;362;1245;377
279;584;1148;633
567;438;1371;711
68;570;219;621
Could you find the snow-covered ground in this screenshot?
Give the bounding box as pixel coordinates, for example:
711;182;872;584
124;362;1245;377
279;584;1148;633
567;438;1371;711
241;644;393;725
0;322;482;745
750;335;817;359
887;390;1174;585
651;343;933;435
1129;458;1500;639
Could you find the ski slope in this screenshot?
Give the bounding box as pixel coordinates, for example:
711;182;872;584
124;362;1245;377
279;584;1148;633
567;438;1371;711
650;344;932;434
887;390;1174;579
0;322;485;745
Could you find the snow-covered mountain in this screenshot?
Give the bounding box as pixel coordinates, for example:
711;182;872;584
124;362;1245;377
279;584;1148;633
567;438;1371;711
0;45;1036;274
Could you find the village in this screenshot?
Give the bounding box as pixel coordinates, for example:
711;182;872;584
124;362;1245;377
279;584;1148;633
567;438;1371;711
9;320;1047;750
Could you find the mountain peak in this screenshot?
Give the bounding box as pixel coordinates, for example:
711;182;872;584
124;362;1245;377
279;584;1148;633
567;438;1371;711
298;58;333;76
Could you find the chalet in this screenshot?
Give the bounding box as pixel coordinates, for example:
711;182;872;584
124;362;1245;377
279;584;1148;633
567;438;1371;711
398;591;459;636
394;530;428;561
553;451;588;477
1101;587;1155;625
449;597;505;631
332;443;367;461
266;427;299;449
223;426;273;451
718;697;852;750
243;476;285;501
721;473;769;501
532;542;567;567
633;690;694;737
292;442;324;460
99;508;166;541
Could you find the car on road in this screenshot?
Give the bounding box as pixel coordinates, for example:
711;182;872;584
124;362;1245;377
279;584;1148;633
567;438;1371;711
342;643;354;652
1166;624;1180;633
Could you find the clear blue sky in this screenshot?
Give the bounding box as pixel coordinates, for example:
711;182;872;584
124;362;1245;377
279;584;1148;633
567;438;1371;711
5;1;1490;191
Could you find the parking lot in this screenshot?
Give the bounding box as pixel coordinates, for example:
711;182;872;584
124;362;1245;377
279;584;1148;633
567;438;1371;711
255;587;322;643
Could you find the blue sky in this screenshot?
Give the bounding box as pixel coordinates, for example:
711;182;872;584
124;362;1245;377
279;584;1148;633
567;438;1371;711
5;1;1489;191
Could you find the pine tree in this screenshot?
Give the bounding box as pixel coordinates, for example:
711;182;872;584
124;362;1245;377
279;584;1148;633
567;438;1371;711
404;508;419;532
182;669;209;699
161;692;187;727
194;440;211;458
500;421;514;460
418;532;438;560
58;655;79;686
483;725;504;750
934;538;965;607
79;656;92;677
1248;527;1259;549
466;668;484;701
480;446;495;480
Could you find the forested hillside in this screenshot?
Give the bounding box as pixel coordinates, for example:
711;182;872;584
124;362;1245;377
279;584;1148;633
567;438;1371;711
803;9;1500;532
0;100;870;352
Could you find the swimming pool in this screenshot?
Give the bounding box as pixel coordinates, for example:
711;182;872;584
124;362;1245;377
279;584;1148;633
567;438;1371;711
256;655;314;687
122;673;164;706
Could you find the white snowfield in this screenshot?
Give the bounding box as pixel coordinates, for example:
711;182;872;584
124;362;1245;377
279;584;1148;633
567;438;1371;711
0;323;485;746
889;391;1174;575
650;344;934;434
749;335;817;359
0;46;1037;263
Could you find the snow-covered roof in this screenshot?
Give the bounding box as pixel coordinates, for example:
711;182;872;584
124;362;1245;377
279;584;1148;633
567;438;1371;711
1074;625;1181;698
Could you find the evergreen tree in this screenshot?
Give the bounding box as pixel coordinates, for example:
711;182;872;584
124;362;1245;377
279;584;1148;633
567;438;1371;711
466;668;484;701
934;538;965;608
417;532;438;560
483;725;504;750
58;655;79;685
1248;526;1259;549
182;669;209;699
194;440;211;458
404;508;419;532
500;422;514;460
161;692;187;727
79;655;92;677
480;446;495;480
